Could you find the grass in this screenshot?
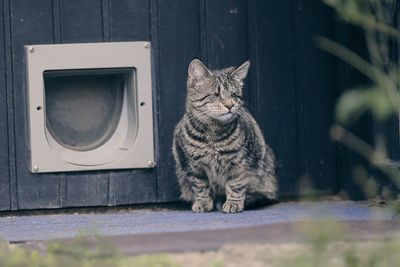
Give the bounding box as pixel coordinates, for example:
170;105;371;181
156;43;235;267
0;234;178;267
1;221;399;267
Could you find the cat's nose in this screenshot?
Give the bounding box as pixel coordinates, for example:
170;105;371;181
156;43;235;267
222;99;234;110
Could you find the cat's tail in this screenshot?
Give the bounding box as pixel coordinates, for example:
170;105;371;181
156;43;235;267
214;195;226;212
244;192;279;209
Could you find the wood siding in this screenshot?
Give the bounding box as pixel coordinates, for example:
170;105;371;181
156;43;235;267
0;0;351;211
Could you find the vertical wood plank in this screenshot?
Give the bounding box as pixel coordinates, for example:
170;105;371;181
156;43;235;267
52;0;62;44
59;0;109;207
0;0;11;210
246;0;259;119
379;5;400;195
51;0;67;208
204;0;248;69
204;0;251;103
60;0;103;43
334;20;373;199
150;0;162;204
11;0;60;209
64;173;107;207
108;0;157;205
386;5;400;162
294;0;337;194
252;0;299;196
386;4;400;182
109;169;157;205
101;0;111;42
156;0;201;202
110;0;150;41
199;0;208;64
3;0;16;210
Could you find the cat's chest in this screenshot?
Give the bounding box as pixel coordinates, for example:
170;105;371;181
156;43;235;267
188;137;241;186
200;151;230;186
196;142;235;175
184;122;244;174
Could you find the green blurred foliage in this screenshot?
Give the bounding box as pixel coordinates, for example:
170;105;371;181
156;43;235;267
336;87;398;124
320;0;400;203
0;235;179;267
2;230;400;267
281;221;400;267
321;0;400;125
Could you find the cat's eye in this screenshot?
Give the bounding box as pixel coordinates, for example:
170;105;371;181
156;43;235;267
215;85;222;97
232;93;242;100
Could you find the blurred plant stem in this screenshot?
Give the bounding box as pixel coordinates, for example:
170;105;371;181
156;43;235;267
330;124;400;187
320;0;400;200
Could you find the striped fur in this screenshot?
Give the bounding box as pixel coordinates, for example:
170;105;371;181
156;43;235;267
172;59;277;213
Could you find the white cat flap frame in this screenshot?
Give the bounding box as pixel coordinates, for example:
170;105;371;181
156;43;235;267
25;42;154;173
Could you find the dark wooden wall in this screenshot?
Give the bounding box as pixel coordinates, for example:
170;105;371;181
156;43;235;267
0;0;10;210
0;0;343;211
334;3;400;200
1;0;158;211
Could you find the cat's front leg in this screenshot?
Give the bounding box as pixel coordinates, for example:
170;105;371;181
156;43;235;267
191;176;213;212
223;174;247;213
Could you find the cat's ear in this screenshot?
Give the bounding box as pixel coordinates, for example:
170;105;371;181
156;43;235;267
230;60;250;81
188;59;211;80
224;66;236;74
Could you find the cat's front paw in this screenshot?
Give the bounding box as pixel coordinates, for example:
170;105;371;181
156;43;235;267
192;198;213;213
222;201;244;213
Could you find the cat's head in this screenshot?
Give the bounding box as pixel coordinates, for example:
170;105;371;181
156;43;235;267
186;59;250;123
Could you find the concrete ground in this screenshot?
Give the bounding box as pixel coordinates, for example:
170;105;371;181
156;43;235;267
0;201;399;254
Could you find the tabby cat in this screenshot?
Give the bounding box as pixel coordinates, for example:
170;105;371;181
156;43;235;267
172;59;277;213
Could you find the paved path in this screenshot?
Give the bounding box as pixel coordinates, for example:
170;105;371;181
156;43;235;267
0;201;397;243
104;220;400;254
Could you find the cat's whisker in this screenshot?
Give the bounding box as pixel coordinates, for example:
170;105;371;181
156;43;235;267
236;109;251;125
